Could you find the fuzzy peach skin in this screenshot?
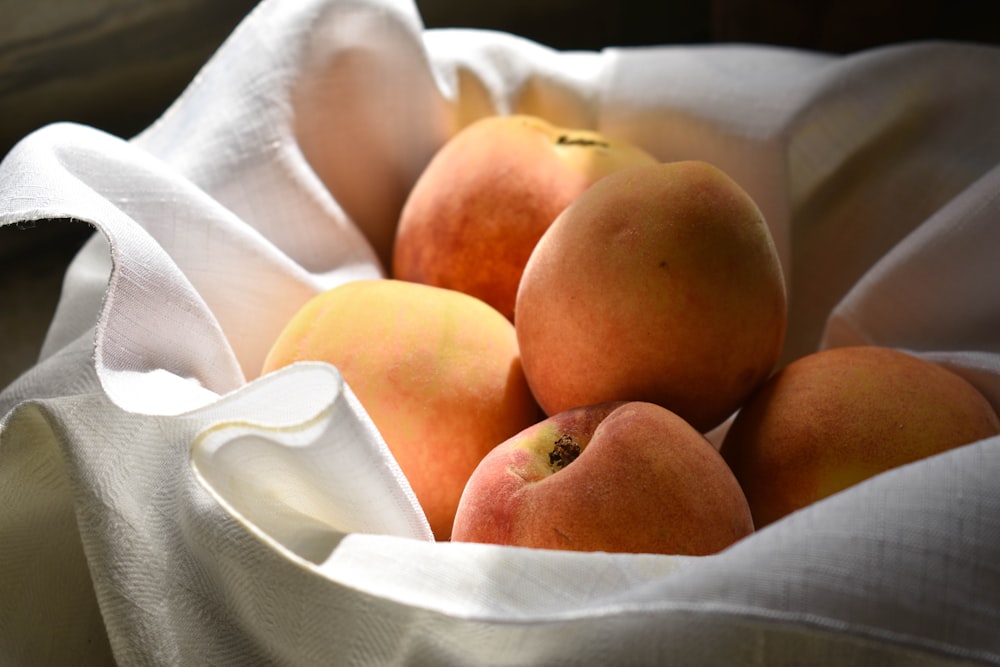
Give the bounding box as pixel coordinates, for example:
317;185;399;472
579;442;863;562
261;279;541;540
451;401;754;555
720;345;1000;528
514;161;787;433
392;114;658;321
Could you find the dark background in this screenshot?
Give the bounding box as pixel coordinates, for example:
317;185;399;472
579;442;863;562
2;0;1000;388
4;0;1000;162
420;0;1000;55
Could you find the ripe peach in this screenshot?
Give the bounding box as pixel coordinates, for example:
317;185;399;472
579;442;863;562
514;160;787;433
260;279;540;540
719;345;1000;528
391;114;658;321
451;401;754;555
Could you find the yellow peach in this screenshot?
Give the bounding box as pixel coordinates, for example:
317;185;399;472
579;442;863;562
261;279;540;540
515;160;787;433
720;345;1000;527
392;114;658;321
452;401;754;555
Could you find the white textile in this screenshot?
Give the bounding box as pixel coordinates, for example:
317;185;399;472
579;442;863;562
2;0;1000;664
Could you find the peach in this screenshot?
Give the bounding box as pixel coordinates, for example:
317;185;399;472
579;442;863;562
391;114;658;321
451;401;754;555
514;161;787;433
719;345;1000;528
261;279;540;540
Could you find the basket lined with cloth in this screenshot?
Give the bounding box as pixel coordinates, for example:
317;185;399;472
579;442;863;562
2;0;1000;663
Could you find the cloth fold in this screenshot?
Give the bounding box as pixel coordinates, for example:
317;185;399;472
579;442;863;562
2;0;1000;664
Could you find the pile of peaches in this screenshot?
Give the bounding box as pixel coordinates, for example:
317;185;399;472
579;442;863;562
262;115;1000;555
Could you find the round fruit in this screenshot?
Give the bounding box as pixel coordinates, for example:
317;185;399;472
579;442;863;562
515;160;787;433
452;401;755;555
719;345;1000;527
392;114;658;321
261;279;540;540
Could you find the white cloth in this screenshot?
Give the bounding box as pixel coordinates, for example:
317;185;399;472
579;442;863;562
2;0;1000;663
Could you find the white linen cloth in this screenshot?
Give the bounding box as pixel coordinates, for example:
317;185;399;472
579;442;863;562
2;0;1000;663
